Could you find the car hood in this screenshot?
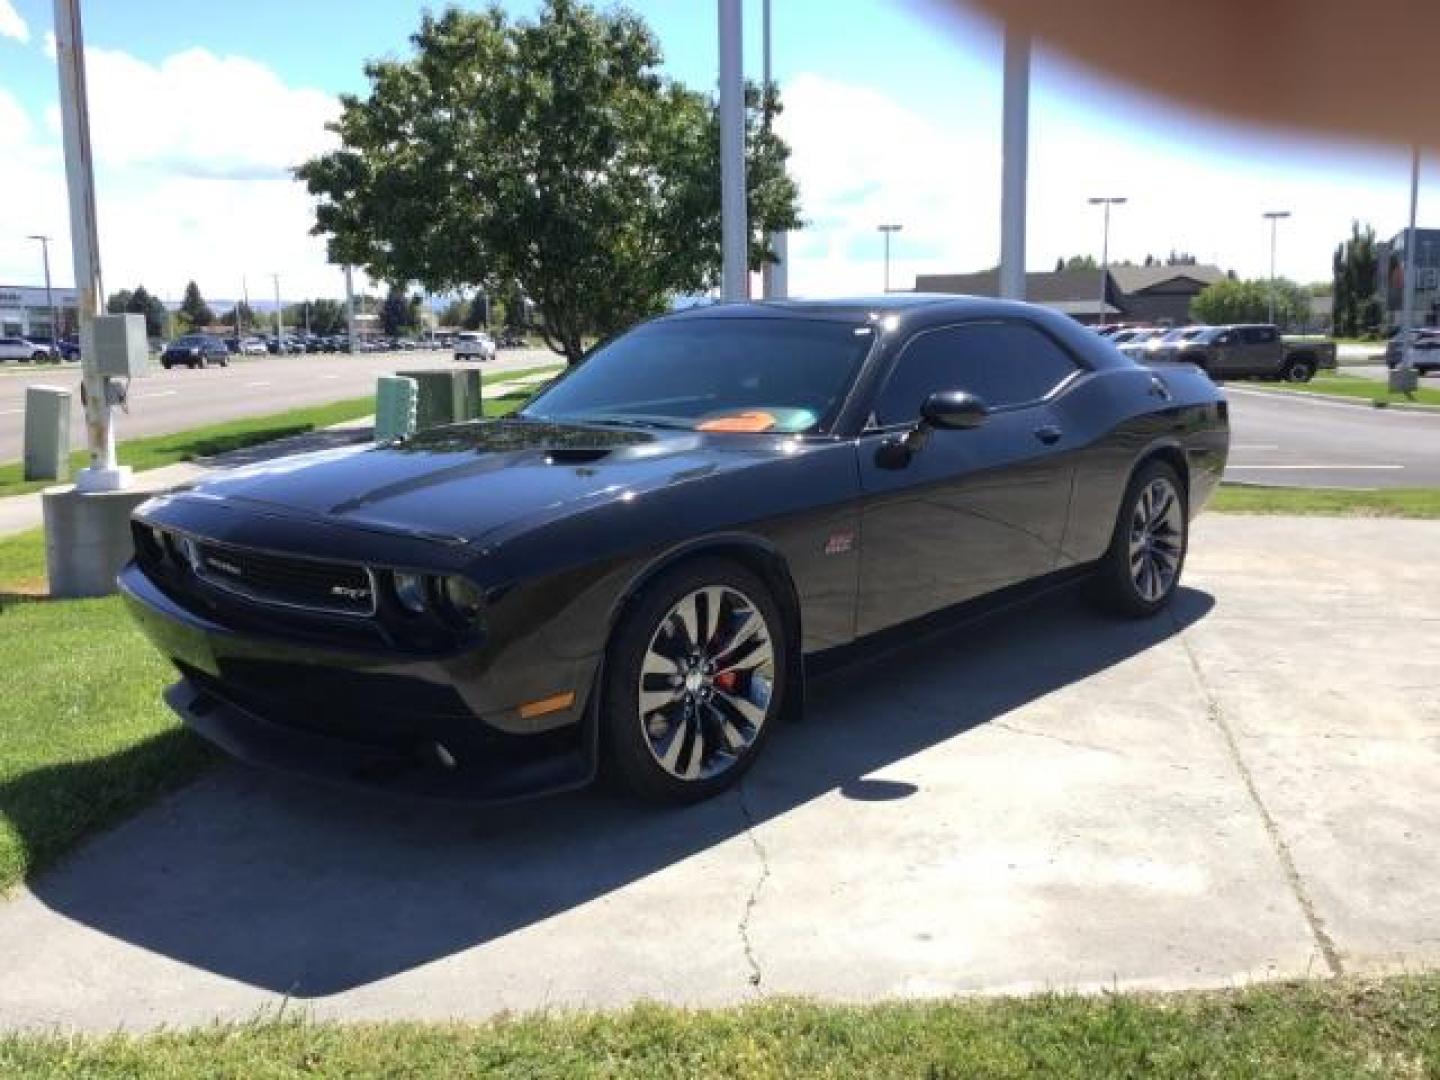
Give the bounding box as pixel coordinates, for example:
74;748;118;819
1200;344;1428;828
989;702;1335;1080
172;418;786;544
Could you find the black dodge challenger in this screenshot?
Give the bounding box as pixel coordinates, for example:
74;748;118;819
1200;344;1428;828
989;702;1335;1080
122;296;1228;804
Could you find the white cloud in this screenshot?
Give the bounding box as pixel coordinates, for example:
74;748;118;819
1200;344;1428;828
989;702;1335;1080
0;43;350;302
0;0;29;44
776;71;1434;297
42;29;54;59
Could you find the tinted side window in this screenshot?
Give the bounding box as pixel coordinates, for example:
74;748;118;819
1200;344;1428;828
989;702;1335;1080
873;327;988;426
982;323;1080;406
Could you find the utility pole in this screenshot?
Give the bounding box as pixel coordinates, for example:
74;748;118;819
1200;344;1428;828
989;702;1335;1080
1393;146;1421;391
878;224;902;293
26;234;59;350
1088;196;1127;327
241;274;250;336
271;273;282;340
998;25;1030;301
718;0;747;301
1262;209;1291;325
344;264;356;350
53;0;126;489
760;0;787;299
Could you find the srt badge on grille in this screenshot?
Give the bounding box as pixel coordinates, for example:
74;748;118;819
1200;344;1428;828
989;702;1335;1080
206;557;243;577
331;585;372;601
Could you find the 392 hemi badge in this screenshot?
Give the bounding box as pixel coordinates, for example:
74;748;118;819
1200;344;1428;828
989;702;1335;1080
824;531;855;556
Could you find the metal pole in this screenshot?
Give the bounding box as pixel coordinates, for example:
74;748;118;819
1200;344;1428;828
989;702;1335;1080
344;264;356;350
27;235;58;351
877;224;902;293
718;0;747;301
1399;147;1420;374
999;25;1030;301
54;0;123;488
1262;210;1291;325
1089;196;1126;327
272;273;282;339
759;0;787;299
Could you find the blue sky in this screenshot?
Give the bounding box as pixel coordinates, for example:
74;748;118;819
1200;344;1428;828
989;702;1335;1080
0;0;1431;299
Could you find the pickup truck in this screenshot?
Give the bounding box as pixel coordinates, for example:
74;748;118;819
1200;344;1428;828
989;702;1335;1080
453;330;496;362
1167;324;1337;382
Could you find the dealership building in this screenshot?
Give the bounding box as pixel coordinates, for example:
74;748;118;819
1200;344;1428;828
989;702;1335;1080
0;284;79;339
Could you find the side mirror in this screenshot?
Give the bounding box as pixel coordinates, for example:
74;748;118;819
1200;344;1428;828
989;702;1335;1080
920;389;989;430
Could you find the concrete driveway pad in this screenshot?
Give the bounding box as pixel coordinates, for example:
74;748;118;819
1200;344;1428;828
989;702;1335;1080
0;514;1435;1029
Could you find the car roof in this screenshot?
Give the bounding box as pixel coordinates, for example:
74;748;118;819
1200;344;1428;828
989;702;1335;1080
660;294;1071;328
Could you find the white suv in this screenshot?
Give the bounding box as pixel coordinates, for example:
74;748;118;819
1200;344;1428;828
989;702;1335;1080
0;336;53;362
453;331;496;362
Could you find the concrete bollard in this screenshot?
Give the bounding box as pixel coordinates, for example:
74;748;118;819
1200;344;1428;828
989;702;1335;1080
23;385;72;482
43;486;156;598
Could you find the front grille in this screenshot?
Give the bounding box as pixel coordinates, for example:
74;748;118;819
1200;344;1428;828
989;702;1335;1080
185;537;376;617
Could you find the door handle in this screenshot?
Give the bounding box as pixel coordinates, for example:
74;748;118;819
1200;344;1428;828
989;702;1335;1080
1033;424;1062;445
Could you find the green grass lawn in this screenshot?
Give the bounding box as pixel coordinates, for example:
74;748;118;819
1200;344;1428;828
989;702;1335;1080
2;978;1437;1077
0;528;215;893
1212;484;1440;518
0;364;561;499
1256;372;1440;407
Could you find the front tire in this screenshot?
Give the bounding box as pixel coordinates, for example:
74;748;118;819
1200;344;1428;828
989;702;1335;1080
604;558;786;804
1092;460;1188;617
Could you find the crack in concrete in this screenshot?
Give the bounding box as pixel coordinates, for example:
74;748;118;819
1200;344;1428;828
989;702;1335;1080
735;780;770;992
1170;612;1344;978
989;719;1123;758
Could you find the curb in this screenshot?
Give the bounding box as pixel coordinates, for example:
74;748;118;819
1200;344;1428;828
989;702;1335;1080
1225;385;1440;414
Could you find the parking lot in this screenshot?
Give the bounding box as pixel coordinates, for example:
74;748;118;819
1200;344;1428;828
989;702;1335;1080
0;513;1434;1030
0;348;556;464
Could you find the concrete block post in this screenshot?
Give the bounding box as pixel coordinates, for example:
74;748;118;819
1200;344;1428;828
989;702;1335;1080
374;375;418;442
23;385;72;482
403;369;484;430
43;486;155;598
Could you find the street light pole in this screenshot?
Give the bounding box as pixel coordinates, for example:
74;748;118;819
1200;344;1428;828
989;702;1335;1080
26;234;59;350
1394;146;1421;388
878;223;902;293
1088;196;1126;327
1262;209;1292;325
718;0;747;301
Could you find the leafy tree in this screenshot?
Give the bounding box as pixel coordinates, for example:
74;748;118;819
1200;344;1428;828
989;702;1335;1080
218;300;261;333
1053;254;1098;272
106;285;170;338
1190;276;1310;328
179;281;214;329
297;1;801;363
439;298;470;327
1331;220;1383;338
379;285;415;336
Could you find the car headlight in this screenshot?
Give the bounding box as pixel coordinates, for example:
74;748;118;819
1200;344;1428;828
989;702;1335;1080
393;571;429;615
440;575;484;623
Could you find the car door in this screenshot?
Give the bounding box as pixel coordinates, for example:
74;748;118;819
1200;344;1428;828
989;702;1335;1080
855;320;1080;636
0;339;17;361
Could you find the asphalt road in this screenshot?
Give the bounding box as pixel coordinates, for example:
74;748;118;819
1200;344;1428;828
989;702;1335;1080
0;348;559;464
1224;385;1440;488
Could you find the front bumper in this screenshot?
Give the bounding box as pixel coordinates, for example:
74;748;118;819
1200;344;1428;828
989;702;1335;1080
119;563;597;803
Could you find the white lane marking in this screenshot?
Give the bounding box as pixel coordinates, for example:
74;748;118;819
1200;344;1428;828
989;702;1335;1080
1230;443;1279;450
320;374;340;380
136;390;178;399
0;408;21;415
245;381;272;387
1226;464;1404;471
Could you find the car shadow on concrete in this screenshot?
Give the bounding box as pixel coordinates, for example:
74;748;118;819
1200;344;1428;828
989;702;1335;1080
24;585;1213;998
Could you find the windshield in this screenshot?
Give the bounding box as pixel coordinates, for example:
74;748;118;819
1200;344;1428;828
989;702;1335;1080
522;317;874;433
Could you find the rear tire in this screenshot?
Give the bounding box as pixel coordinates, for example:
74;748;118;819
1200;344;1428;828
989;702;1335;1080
603;558;786;804
1282;357;1315;383
1091;459;1188;618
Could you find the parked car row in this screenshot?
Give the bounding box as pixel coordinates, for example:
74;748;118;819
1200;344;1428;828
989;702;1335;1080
0;335;79;362
1097;323;1337;382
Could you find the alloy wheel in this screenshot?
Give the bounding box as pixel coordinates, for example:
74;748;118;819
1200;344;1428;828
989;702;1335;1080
1128;477;1183;603
637;585;775;781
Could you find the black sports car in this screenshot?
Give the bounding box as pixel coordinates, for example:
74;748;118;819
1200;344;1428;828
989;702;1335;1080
122;296;1229;804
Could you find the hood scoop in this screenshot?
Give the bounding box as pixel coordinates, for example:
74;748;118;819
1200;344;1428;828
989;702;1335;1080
545;445;615;465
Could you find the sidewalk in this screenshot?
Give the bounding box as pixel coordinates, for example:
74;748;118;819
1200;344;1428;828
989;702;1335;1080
0;514;1435;1030
0;371;553;538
